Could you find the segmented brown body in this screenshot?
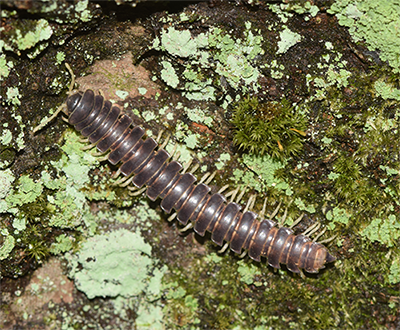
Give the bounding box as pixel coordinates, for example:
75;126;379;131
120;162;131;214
66;89;335;273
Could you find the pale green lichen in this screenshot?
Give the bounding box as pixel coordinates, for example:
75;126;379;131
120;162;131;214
49;234;74;254
236;260;263;286
388;258;400;285
0;54;13;80
66;228;167;299
14;19;53;50
0;129;12;146
136;302;164;330
5;175;43;215
306;58;352;100
160;60;179;89
210;24;263;91
215;153;231;171
12;218;26;231
185;106;213;126
35;130;109;231
328;0;400;73
115;90;129;100
6;87;21;106
234;153;293;196
183;133;199;149
325;206;351;230
56;51;65;65
267;3;293;23
294;197;316;214
361;215;400;247
264;59;285;79
138;87;147;95
154;22;264;100
75;0;92;23
155;26;208;58
0;168;14;200
374;80;400;101
276;27;301;54
282;1;319;18
0;228;15;260
97;202;160;230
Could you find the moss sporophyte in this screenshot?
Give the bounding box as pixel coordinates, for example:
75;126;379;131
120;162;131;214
231;97;307;160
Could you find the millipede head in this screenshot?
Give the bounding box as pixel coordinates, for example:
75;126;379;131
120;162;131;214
66;92;83;116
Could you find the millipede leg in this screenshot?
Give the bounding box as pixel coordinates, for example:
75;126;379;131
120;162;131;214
289;213;304;229
91;149;108;157
166;143;178;159
269;201;282;220
155;130;164;143
183;161;199;175
159;133;170;149
312;227;326;242
168;212;178;223
318;234;337;245
199;172;212;184
235;185;248;204
128;186;146;196
112;168;122;179
259;197;268;220
203;171;216;185
218;242;229;254
81;142;97;150
65;63;75;94
301;222;320;236
119;176;136;188
217;184;230;195
113;173;133;186
179;222;193;231
32;63;75;134
172;150;181;161
277;207;288;227
181;159;191;173
239;250;247;259
243;194;256;213
224;186;240;202
32;104;68;134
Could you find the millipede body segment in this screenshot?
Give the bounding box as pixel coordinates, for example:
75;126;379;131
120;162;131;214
65;89;335;274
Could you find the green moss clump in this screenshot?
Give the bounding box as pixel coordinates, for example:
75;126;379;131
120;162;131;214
231;97;307;159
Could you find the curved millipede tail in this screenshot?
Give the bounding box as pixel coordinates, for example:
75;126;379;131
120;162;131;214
66;89;335;274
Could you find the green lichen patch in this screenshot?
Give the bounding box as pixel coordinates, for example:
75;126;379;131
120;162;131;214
5;87;21;107
374;80;400;100
276;27;301;54
361;215;400;248
0;228;15;261
43;131;99;229
0;168;15;203
153;22;264;102
0;18;53;57
49;234;74;255
0;54;14;80
5;175;43;215
234;153;289;195
66;228;167;300
328;0;400;73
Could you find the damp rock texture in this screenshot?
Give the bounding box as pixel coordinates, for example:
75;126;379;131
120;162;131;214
0;1;399;329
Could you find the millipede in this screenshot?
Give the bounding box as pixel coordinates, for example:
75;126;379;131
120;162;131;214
34;64;335;274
